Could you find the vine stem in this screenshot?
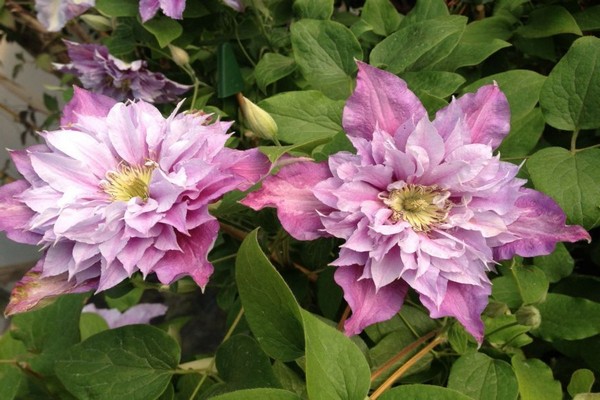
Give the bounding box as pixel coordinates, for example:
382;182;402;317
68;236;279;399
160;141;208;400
571;129;580;153
336;305;350;332
370;330;437;383
370;334;446;400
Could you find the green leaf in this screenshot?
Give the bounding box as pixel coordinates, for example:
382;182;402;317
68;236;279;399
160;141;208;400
105;286;144;312
527;147;600;230
293;0;333;19
143;16;183;48
492;264;548;307
511;356;562;400
402;0;449;25
235;229;305;361
102;20;136;58
370;16;466;74
447;322;477;355
535;293;600;341
79;312;109;341
379;384;473;400
303;310;370;400
484;314;532;348
272;361;306;397
568;369;596;397
95;0;138;17
573;5;600;31
312;130;355;161
215;335;281;392
362;0;402;36
259;91;344;144
0;334;27;400
255;53;296;93
291;19;362;99
211;389;303;400
259;138;329;164
55;325;179;400
517;5;582;38
462;70;546;121
533;242;574;283
448;352;518;400
498;107;545;158
553;275;600;303
400;71;465;98
539;36;600;130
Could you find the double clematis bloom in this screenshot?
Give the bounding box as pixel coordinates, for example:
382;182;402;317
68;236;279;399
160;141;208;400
55;41;191;104
242;62;590;342
34;0;95;32
1;87;269;315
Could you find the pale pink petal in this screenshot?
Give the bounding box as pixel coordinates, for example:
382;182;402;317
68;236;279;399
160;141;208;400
342;61;426;139
159;0;186;19
83;303;167;328
241;161;333;241
139;0;160;22
61;86;117;126
335;265;408;336
106;103;148;165
0;180;40;244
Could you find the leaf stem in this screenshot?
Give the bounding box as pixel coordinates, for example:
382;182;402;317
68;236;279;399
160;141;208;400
370;334;446;400
571;129;580;153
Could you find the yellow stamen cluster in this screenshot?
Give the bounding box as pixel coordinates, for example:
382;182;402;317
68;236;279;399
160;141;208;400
382;184;451;232
102;163;155;202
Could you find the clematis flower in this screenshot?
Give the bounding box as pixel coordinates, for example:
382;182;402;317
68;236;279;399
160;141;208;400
139;0;186;22
55;41;191;103
82;303;168;328
1;87;269;316
35;0;95;32
242;62;590;342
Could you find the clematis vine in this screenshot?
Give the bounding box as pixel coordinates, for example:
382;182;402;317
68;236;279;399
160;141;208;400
242;62;590;342
55;41;191;103
0;87;269;315
35;0;95;31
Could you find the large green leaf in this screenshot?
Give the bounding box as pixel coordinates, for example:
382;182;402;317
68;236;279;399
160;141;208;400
401;0;449;25
235;229;305;361
361;0;402;36
211;389;302;400
448;352;518;400
400;71;465;98
143;16;183;48
492;265;548;308
539;36;600;130
516;5;582;38
370;16;466;74
255;53;297;93
533;242;574;283
259;91;344;144
290;19;362;99
55;325;179;400
292;0;333;19
0;334;27;400
303;311;370;400
527;147;600;230
380;384;473;400
535;293;600;341
95;0;138;17
511;356;562;400
498;107;545;158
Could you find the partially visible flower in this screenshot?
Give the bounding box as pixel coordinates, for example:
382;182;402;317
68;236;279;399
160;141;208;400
1;87;269;315
139;0;186;22
238;95;278;141
35;0;95;32
55;41;191;103
222;0;245;12
242;62;590;342
83;303;168;328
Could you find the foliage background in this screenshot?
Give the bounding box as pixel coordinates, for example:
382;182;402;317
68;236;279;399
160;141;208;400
0;0;599;399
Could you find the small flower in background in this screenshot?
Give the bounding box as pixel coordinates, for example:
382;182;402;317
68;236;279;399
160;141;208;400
83;303;168;328
35;0;95;32
139;0;186;22
242;62;590;343
222;0;245;12
54;41;191;103
1;87;269;315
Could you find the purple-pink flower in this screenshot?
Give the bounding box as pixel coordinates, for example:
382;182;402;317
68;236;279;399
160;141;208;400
1;87;269;316
35;0;95;32
55;41;191;103
83;303;168;328
139;0;186;22
242;62;590;342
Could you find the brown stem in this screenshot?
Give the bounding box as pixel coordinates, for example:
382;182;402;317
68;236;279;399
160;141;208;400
370;335;446;400
370;330;437;383
337;305;350;332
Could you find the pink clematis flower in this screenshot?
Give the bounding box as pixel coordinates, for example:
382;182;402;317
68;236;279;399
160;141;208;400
1;87;269;315
242;62;590;342
139;0;186;22
82;303;168;328
34;0;95;32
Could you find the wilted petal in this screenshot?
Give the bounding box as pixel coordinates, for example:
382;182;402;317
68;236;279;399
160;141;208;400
335;265;408;336
241;161;333;241
343;61;426;139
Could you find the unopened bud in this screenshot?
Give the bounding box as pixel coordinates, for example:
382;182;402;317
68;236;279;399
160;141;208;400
238;95;278;141
516;305;542;329
484;301;509;317
80;15;112;32
168;45;190;67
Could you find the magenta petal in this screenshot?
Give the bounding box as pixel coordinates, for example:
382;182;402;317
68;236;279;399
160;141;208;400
421;281;490;343
241;161;333;241
435;84;510;150
61;86;117;126
343;61;427;139
494;188;591;260
139;0;160;22
5;260;98;316
335;265;409;336
159;0;186;19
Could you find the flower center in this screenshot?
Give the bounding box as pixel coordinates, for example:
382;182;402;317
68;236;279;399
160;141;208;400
381;184;451;232
102;162;155;202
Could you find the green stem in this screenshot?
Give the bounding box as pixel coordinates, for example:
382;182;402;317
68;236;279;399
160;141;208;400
571;129;580;153
398;312;421;339
575;143;600;152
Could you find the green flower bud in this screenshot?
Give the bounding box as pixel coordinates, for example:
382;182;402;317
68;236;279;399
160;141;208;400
484;300;509;317
238;95;278;141
80;15;112;32
516;305;542;329
168;45;190;67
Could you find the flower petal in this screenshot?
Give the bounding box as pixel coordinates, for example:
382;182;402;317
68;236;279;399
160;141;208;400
61;86;117;126
139;0;160;22
159;0;186;19
0;180;40;244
